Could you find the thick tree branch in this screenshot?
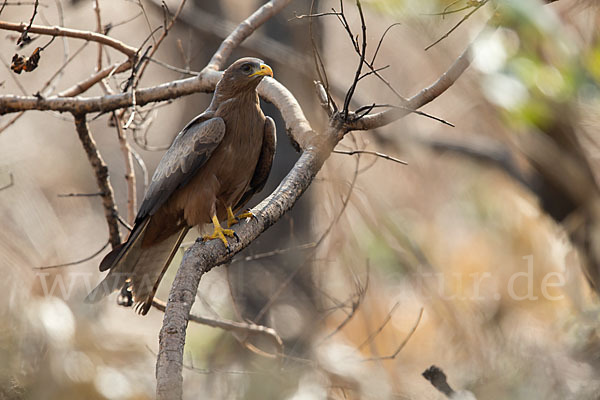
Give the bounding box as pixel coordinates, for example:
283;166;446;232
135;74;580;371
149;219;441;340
156;124;338;399
73;114;121;248
0;69;220;115
207;0;292;70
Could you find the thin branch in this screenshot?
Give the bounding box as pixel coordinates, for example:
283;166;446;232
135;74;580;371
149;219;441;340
333;149;407;165
16;0;38;46
291;11;341;19
39;41;89;96
35;240;110;269
0;172;14;190
342;0;367;117
357;301;400;350
93;0;103;74
371;22;401;65
135;0;187;84
0;111;24;134
230;241;317;264
347;28;477;131
151;298;283;355
145;55;198;76
117;213;133;231
0;21;138;57
309;0;337;115
424;0;487;51
136;0;157;47
113;112;136;224
322;262;369;341
1;1;49;8
364;307;423;361
73;114;121;248
129;144;149;190
57;191;102;197
57;59;132;98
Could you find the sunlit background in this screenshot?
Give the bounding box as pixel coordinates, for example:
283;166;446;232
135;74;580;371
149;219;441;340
2;0;600;399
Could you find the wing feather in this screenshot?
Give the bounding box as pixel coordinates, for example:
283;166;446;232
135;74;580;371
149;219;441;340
137;114;225;220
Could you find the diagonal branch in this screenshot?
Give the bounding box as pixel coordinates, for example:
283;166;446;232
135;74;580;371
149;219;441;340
73;114;121;248
156;3;481;399
207;0;292;70
348;35;474;131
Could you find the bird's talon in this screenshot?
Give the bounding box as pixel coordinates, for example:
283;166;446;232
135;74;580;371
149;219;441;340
237;210;254;221
233;231;240;242
204;215;236;247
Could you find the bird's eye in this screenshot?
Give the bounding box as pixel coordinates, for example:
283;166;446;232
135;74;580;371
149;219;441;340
241;64;252;74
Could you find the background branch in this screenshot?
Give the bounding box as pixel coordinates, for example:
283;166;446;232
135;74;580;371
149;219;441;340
73;114;121;248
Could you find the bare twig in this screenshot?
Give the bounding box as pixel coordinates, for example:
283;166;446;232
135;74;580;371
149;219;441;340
35;240;110;269
424;0;488;51
73;114;121;248
0;21;138;57
16;0;38;46
57;192;102;197
0;112;24;134
333;149;408;165
0;172;14;190
39;41;88;95
371;22;401;65
364;308;424;361
322;262;369;341
57;59;132;98
135;0;187;84
117;213;133;231
230;241;317;264
364;307;423;361
113;112;136;224
151;298;283;355
342;0;367;117
129;145;149;189
136;0;157;47
357;301;399;350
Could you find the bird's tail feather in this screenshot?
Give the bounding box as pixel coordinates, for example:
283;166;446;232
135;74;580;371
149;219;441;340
84;219;150;304
85;225;189;314
131;227;189;315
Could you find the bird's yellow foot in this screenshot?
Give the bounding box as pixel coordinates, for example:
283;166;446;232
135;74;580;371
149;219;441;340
226;207;254;228
203;215;236;247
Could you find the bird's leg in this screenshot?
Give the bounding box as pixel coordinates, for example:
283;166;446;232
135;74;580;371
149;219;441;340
203;215;236;247
226;206;254;228
226;207;238;228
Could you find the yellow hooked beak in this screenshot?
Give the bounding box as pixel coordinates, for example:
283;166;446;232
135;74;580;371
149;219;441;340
249;63;273;78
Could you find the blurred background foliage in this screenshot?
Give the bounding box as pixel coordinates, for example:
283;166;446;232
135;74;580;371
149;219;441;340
2;0;600;399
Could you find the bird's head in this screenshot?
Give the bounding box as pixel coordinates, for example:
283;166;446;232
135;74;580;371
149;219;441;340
218;57;273;93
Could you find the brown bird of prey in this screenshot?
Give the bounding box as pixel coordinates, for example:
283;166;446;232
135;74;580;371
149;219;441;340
85;57;276;315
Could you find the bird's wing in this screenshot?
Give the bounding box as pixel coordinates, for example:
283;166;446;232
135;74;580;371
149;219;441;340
234;116;276;211
136;114;226;221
